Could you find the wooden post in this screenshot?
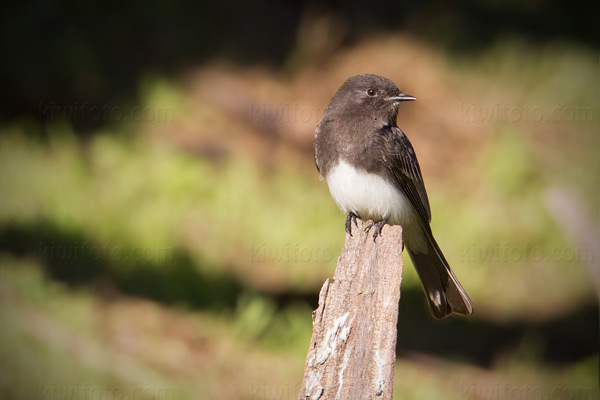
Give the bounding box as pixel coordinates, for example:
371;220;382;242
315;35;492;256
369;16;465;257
298;220;403;400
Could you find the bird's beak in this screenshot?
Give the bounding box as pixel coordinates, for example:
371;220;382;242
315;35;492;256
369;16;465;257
387;93;417;102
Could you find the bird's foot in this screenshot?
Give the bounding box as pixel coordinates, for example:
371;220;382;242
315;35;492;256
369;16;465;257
345;212;359;236
364;218;389;242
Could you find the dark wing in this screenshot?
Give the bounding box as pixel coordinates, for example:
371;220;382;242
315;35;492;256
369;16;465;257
385;126;431;225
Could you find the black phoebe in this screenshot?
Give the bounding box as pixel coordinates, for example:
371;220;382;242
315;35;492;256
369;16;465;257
315;74;473;318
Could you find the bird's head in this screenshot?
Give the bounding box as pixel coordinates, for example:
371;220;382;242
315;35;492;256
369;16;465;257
328;74;416;125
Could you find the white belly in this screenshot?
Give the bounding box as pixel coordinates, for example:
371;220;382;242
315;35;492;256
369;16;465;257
326;159;427;252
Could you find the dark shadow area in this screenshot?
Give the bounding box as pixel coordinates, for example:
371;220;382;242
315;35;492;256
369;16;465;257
396;286;599;367
1;220;597;368
1;1;598;132
0;221;242;311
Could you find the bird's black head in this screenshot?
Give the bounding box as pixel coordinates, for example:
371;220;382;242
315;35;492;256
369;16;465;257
327;74;416;126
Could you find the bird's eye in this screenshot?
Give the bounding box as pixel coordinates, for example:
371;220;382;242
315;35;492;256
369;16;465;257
367;89;377;97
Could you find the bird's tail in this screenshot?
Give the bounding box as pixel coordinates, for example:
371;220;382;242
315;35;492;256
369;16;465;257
406;228;473;319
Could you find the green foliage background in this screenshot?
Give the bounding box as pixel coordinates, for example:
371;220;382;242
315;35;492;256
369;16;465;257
0;5;599;399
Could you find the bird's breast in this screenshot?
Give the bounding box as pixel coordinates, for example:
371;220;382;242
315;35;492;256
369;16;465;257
325;159;418;228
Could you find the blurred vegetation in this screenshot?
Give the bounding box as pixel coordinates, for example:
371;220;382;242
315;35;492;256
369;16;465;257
2;1;599;130
1;2;599;400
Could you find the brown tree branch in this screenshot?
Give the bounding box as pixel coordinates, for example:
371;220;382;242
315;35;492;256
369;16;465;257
298;220;403;400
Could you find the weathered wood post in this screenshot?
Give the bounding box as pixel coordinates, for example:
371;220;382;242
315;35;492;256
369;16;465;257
298;220;404;400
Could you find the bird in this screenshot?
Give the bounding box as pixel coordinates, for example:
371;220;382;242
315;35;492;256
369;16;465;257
314;74;473;319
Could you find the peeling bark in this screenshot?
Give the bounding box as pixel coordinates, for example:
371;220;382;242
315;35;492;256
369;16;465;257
298;221;403;400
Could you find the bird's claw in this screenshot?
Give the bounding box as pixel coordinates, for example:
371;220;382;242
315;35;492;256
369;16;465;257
345;212;359;236
364;218;388;242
